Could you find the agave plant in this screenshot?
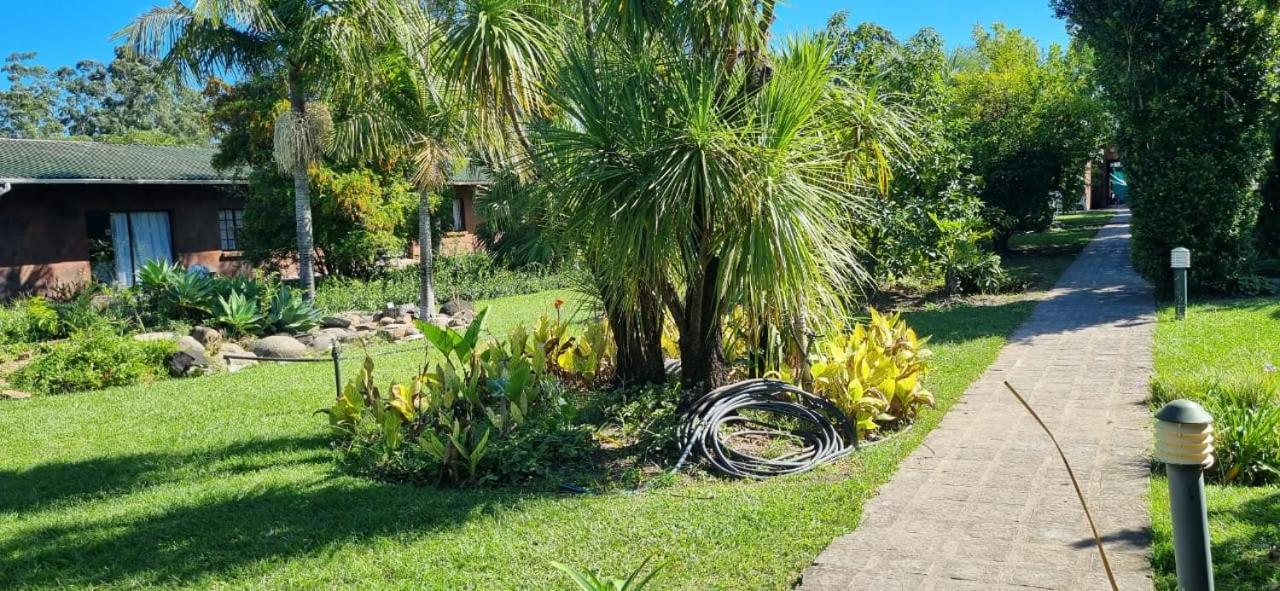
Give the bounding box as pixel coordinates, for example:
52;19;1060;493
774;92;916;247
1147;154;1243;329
136;259;182;294
264;287;323;334
214;290;264;337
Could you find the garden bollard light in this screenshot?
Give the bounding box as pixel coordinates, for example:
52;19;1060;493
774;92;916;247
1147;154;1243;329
331;341;343;400
1171;247;1190;320
1154;399;1215;591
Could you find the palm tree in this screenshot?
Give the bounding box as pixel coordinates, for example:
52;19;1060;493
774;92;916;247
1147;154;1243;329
325;4;509;319
536;26;875;393
442;0;557;161
117;0;414;300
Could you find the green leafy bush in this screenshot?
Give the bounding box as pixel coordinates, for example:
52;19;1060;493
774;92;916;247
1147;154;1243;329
806;309;935;437
214;290;264;336
12;328;176;395
321;309;606;485
1057;0;1275;292
0;296;62;343
263;286;322;334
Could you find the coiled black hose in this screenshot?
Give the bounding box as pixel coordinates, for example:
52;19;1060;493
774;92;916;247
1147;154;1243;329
672;379;860;478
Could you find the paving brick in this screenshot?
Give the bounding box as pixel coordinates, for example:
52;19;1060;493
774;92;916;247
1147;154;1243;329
798;211;1154;590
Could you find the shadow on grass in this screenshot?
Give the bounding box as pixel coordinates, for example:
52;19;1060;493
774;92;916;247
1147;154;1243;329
0;435;557;589
0;435;331;514
905;299;1039;347
1153;489;1280;591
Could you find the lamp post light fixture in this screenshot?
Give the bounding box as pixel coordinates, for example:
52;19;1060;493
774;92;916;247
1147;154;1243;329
1154;399;1215;591
1171;247;1191;319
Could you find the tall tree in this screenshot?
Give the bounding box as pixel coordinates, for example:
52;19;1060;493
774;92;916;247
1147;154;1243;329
117;0;416;300
0;52;62;139
1055;0;1278;291
56;47;212;145
949;25;1107;252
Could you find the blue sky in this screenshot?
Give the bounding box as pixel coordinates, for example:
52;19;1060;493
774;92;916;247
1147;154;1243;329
1;0;1069;81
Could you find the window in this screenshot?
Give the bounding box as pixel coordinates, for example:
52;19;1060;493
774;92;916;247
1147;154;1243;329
218;209;244;250
451;197;465;231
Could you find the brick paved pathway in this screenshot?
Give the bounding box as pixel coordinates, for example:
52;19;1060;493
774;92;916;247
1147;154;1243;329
799;211;1155;590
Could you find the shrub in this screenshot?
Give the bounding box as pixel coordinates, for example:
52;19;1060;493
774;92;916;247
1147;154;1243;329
213;290;264;336
1056;0;1275;292
552;558;664;591
321;309;607;486
0;296;62;343
12;328;176;395
1151;372;1280;485
806;309;934;437
263;286;321;334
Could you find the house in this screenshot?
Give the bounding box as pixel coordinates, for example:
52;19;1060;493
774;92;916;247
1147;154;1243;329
0;139;250;297
0;138;490;298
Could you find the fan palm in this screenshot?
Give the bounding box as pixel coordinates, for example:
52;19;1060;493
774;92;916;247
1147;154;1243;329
117;0;418;300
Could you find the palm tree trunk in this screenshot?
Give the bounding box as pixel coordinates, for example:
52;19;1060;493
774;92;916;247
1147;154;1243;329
287;72;316;301
418;190;437;319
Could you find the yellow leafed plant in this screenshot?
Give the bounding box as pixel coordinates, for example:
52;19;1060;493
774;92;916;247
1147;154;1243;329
807;309;934;438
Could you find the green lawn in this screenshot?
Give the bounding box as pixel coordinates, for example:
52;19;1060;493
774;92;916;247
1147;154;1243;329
1149;296;1280;590
0;285;1040;589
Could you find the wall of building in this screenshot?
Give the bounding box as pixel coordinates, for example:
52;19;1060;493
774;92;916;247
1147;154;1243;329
440;184;483;255
0;183;247;297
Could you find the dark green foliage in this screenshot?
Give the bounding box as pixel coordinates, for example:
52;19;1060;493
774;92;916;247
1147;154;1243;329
237;167;421;278
12;328;175;395
134;260;319;335
1;49;210;144
1056;0;1277;292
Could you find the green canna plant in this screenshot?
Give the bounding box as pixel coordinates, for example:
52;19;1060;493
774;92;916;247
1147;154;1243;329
324;308;592;485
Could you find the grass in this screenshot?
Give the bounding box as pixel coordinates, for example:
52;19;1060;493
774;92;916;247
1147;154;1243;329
0;292;1037;590
0;215;1107;590
1004;209;1116;290
1148;296;1280;590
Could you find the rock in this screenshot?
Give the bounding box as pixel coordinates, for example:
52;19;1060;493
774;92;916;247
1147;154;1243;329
321;315;353;329
377;324;410;341
429;314;452;329
0;390;32;400
377;316;397;326
217;343;257;372
448;317;469;329
190;326;222;347
133;331;177;342
404;324;422;337
441;298;474;317
168;336;211;377
252;335;307;359
307;333;339;353
321;328;363;344
353;322;378;332
397;303;418;318
89;293;113;311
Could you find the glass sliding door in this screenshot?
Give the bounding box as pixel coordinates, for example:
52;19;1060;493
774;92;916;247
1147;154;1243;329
108;211;173;286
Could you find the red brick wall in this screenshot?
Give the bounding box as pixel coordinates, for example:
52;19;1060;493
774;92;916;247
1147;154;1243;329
440;184;483;255
0;183;248;297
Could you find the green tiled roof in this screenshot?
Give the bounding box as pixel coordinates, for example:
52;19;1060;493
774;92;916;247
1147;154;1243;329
0;138;244;183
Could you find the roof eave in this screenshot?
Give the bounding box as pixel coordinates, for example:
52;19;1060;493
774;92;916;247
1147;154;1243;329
0;177;248;185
